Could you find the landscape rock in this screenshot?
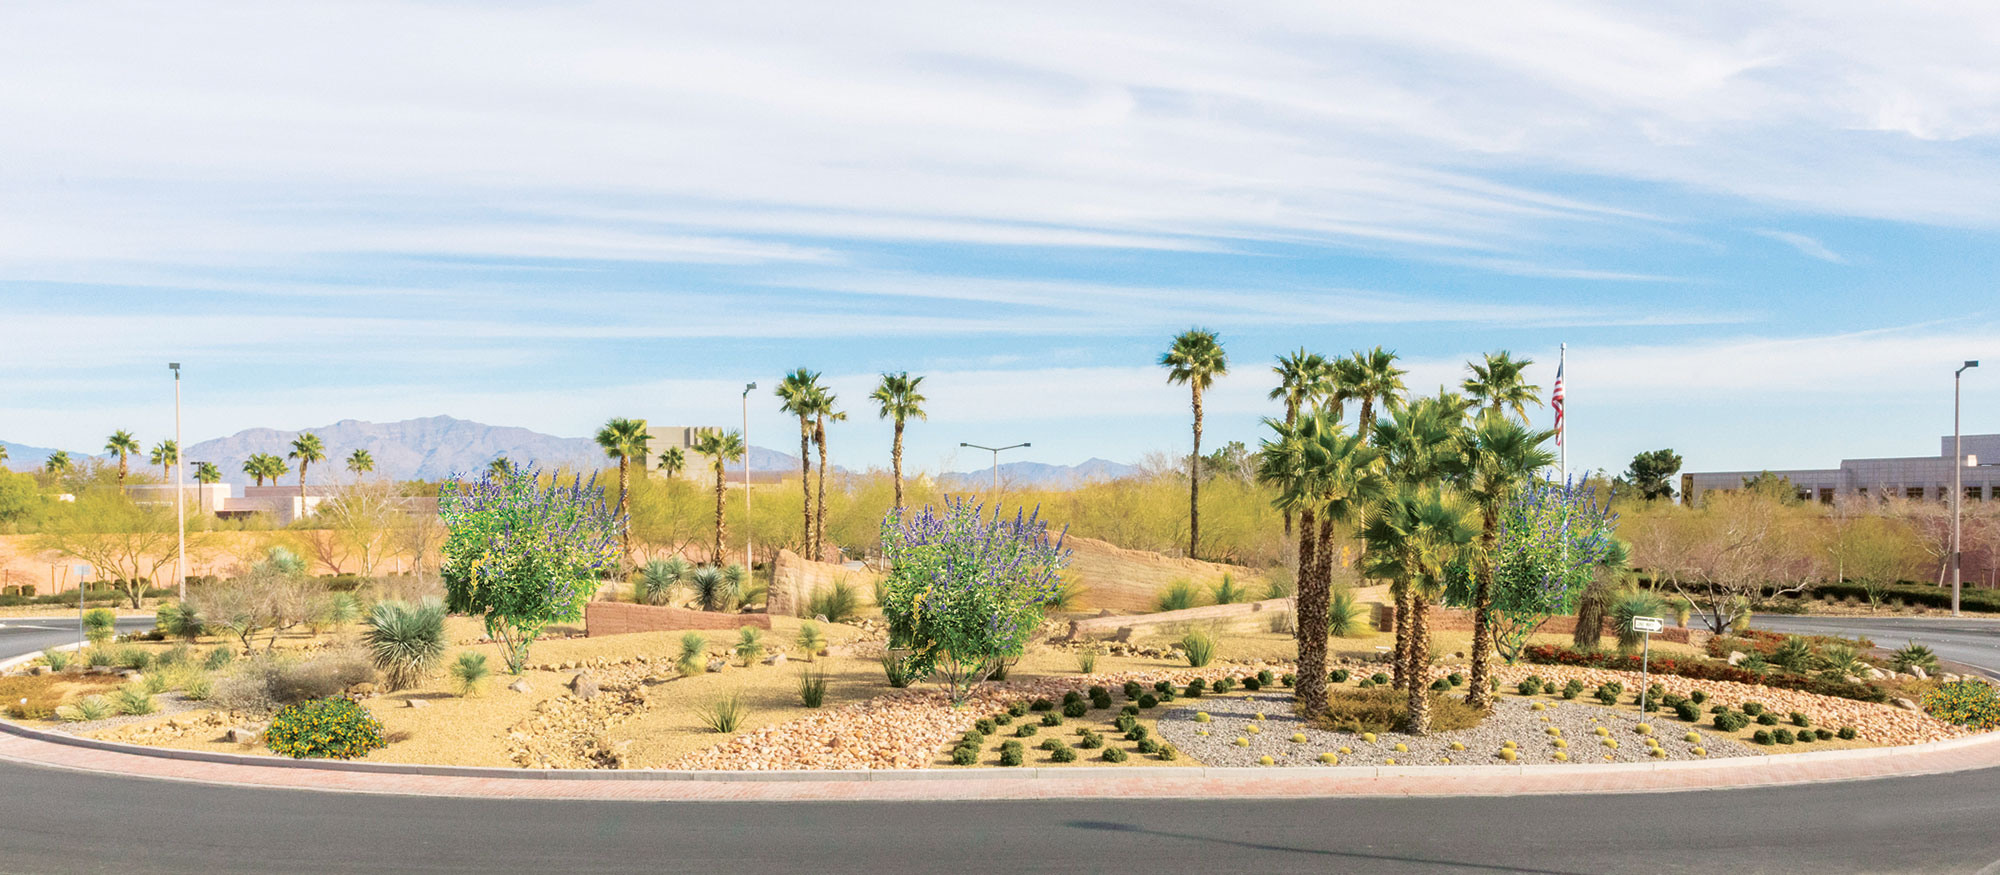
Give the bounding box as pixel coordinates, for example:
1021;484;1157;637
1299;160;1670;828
29;665;50;676
406;698;429;709
569;672;600;700
1867;667;1888;680
1910;665;1930;680
508;678;531;694
706;658;728;673
763;653;788;667
1726;651;1747;666
223;727;259;744
1893;697;1922;712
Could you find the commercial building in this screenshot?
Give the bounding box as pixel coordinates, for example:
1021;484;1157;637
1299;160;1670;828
128;483;437;525
1682;434;2000;507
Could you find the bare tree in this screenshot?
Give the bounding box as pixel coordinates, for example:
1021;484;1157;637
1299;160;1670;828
36;493;208;607
1632;489;1826;632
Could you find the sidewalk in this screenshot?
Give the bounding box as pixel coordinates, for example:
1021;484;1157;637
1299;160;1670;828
4;720;1998;802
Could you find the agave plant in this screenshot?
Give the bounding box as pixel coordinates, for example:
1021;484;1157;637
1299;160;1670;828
1770;636;1815;673
1817;644;1867;676
1894;641;1941;674
689;566;738;612
362;598;447;691
55;695;113;722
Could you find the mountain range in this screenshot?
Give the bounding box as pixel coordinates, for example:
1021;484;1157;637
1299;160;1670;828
1;416;1133;489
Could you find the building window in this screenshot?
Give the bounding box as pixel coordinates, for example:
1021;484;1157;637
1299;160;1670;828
1819;488;1834;504
1971;486;1989;502
1907;486;1927;500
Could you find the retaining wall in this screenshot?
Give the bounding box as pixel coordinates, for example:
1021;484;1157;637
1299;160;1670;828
585;601;770;636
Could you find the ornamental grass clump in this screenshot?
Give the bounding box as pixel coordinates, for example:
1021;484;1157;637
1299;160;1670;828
698;693;748;733
265;698;386;760
734;627;764;666
677;632;708;678
878;498;1070;705
795;621;825;663
451;651;492;696
798;667;828;708
361;598;447;691
1180;629;1217;668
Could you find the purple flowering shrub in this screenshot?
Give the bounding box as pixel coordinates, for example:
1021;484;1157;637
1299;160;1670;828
439;464;621;673
1447;474;1620;663
880;498;1070;705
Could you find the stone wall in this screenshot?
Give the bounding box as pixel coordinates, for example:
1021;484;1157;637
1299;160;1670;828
584;601;771;636
1371;603;1711;649
767;548;881;618
1066;597;1294;641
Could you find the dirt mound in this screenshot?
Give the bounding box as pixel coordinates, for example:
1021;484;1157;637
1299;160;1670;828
1061;535;1268;613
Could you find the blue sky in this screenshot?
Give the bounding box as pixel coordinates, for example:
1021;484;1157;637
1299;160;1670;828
4;2;1999;478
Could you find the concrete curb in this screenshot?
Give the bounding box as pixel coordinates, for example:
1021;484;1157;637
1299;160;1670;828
4;713;1996;787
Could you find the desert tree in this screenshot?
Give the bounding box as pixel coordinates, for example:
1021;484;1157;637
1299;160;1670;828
871;372;927;512
594;417;649;569
1160;328;1228;560
105;430;140;490
691;429;747;565
1461;351;1542;423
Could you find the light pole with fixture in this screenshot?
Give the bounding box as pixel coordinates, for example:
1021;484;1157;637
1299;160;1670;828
743;381;756;570
1953;360;1979;616
170;362;186;601
959;442;1030;493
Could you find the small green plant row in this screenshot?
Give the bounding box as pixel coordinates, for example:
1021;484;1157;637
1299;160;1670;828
950;722;1176;766
1509;674;1852;736
1752;727;1850;746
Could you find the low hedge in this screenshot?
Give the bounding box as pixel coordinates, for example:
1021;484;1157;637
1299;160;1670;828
1520;645;1889;704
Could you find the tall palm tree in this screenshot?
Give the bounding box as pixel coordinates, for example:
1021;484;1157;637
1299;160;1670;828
243;455;265;486
149;440;178;481
656;447;686;478
194;462;221;484
288;432;326;508
1160;328;1228;559
775;369;824;557
870;372;927;512
1370;392;1468;690
692;430;747;565
807;387;845;560
1268;349;1333;537
1461;351;1542;423
594;418;650;569
346;449;374;477
1258;407;1384;713
1334;347;1407;438
1453;411;1557;709
105;430;140;490
45;451;72;476
1361;484;1478;734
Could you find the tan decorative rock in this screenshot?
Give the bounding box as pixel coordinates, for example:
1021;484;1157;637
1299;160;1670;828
1727;651;1747;666
507;678;531;694
569;672;600;700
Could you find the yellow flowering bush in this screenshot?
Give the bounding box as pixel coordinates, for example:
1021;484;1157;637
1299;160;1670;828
265;698;386;760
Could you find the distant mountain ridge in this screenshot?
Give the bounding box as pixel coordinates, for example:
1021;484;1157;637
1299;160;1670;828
938;457;1135;489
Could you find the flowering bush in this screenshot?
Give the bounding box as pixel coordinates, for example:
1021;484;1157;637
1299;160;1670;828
439;465;620;673
265;698;386;760
1521;644;1888;703
1924;680;2000;730
879;498;1069;704
1445;475;1617;663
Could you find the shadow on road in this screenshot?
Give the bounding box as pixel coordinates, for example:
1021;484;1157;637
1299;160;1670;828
1064;819;1596;874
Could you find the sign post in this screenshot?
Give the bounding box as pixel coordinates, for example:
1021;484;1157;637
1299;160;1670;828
1632;615;1664;713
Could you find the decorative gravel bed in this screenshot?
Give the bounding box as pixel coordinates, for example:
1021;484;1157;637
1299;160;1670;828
1158;692;1757;767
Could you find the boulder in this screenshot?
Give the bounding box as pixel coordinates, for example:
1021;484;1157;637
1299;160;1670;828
223;727;260;744
406;698;429;709
706;658;728;673
507;678;532;694
1726;651;1747;666
762;653;788;667
1910;665;1930;680
1866;667;1888;680
1893;697;1922;712
568;672;599;700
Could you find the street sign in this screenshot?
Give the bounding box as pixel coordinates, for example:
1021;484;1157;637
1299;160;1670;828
1631;616;1664;634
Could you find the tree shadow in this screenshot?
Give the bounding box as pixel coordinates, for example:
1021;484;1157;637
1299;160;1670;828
1064;820;1594;874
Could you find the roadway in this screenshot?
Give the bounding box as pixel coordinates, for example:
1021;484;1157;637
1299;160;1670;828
1753;614;2000;679
0;614;157;664
1;622;1999;873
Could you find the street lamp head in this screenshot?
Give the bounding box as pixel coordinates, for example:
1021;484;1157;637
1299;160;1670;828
959;442;970;447
744;382;757;392
168;362;180;372
1022;442;1032;448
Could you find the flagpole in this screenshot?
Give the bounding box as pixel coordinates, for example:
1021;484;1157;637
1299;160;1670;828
1558;343;1567;479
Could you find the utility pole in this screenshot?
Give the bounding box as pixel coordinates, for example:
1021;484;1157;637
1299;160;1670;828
1953;360;1978;616
743;382;756;570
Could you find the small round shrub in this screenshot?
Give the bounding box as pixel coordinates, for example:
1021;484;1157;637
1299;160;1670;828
950;745;979;765
1136;737;1160;755
1006;701;1027;717
1101;746;1129;763
265;699;386;760
974;718;997;735
1185;679;1206;697
1123;681;1143;699
1794;729;1814;744
1429;678;1449;692
1091;694;1112;710
1281;673;1296;687
1124;724;1149;742
1756;713;1779;726
1078;730;1105;749
998;741;1024;766
1015;724;1038;738
1369;673;1389;685
1158;688;1176;702
1357;679;1374;689
1774;728;1795;745
1088;685;1109;700
1063;691;1083;706
1673;701;1701;723
1120;704;1139;717
1040;712;1062;727
1062;700;1089;718
1753;730;1773;745
1689;690;1708;704
1154;680;1172;693
1815;728;1835;741
1561;679;1584;700
1789;711;1810;728
993;713;1013;726
1517;677;1544;696
1713;711;1749;732
1157;743;1178;761
1243;677;1262;692
1214;677;1236;693
1837;726;1858;740
1741;702;1765;717
1038;737;1064;751
1050;745;1077;763
1329;669;1350;683
1029;698;1054;712
1137;693;1158;709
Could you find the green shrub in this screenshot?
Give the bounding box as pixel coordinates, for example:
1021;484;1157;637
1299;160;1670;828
1429;678;1449;692
795;621;825;663
950;744;979;765
998;740;1024;766
265;698;385;760
1689;689;1707;704
40;648;71;672
1101;746;1128;763
1123;681;1144;699
111;686;154;715
203;647;234;671
1040;712;1062;727
55;695;114;722
362;598;447;691
974;718;997;734
1029;697;1054;712
1213;677;1236;694
733;627;764;666
1741;701;1765;717
1124;723;1149;742
1753;730;1773;745
1446;672;1464;687
1673;700;1700;722
799;667;829;708
1050;745;1077;763
1062;700;1088;718
1015;723;1037;738
1156;580;1200;612
156;601;205;641
1329;669;1350;684
141;672;170;694
698;693;747;733
1561;679;1584;700
1923;680;2000;730
1838;726;1857;740
1771;636;1815;673
1119;705;1137;717
1713;711;1749;732
1037;737;1063;751
1157;742;1178;761
181;673;213;701
1257;669;1276;686
115;647;152;671
1894;641;1941;674
82;608;116;646
1593;682;1623;706
1795;729;1814;743
1186;678;1207;697
1211;575;1247;605
1007;701;1028;717
1774;728;1795;744
1368;672;1389;685
1136;737;1160;755
1244;677;1262;692
1789;711;1810;728
1756;712;1778;726
1516;677;1544;696
1088;685;1108;700
1137;693;1158;709
1281;673;1296;687
1091;693;1112;710
1078;729;1104;749
879;653;912;688
1181;629;1217;668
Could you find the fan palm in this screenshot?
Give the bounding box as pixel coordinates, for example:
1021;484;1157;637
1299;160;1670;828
1371;393;1468;689
594;417;649;569
193;462;221;484
655;446;686;478
346;449;374;477
1362;484;1478;734
105;430;140;489
1462;351;1542;423
44;451;71;476
1268;349;1334;537
288;432;326;508
806;387;844;560
871;372;927;511
1453;410;1556;708
149;440;178;481
1333;346;1407;437
775;369;824;556
692;429;747;565
1160;328;1228;560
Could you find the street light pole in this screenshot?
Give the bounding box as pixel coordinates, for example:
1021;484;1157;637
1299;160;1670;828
1953;360;1978;617
959;442;1030;493
170;362;186;601
743;382;756;570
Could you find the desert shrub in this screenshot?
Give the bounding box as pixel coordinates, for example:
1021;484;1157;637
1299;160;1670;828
1137;693;1158;709
1101;746;1128;763
1040;712;1062;727
111;686;154;715
1712;711;1749;732
1037;737;1063;751
1211;575;1247;605
1213;677;1236;694
1078;729;1105;749
85;649;112;668
1007;700;1029;716
141;672;170;694
1153;680;1172;693
265;698;386;760
181;672;213;701
1774;728;1795;744
1059;699;1086;718
1015;724;1038;738
1894;642;1941;674
1517;676;1545;696
1030;697;1054;712
1446;672;1463;687
974;718;997;734
1074;649;1098;674
1561;679;1584;700
1816;644;1866;677
1156;580;1200;612
1314;687;1485;734
1838;726;1857;740
1091;692;1112;710
1610;591;1664;652
82;608;116;645
1673;700;1701;722
807;579;860;624
1429;678;1449;692
204;647;233;671
1689;689;1707;704
1244;677;1263;692
1186;678;1207;697
114;647;152;671
1771;636;1815;673
998;740;1024;766
1593;682;1623;706
1118;705;1137;717
1087;685;1108;700
878;652;912;687
1181;629;1217;668
794;621;826;663
1329;669;1351;684
994;712;1013;725
1123;723;1149;742
1136;737;1161;754
1123;681;1144;699
1328;586;1368;638
217;651;376;713
1257;669;1275;686
40;648;71;672
733;627;765;665
1368;672;1388;685
361;598;447;691
798;667;828;708
1741;702;1765;716
698;693;748;733
1050;745;1077;763
950;745;979;766
1789;711;1810;728
1924;680;2000;730
1756;713;1778;726
1753;730;1773;745
156;601;205;641
1281;673;1296;687
157;643;192;669
55;695;113;722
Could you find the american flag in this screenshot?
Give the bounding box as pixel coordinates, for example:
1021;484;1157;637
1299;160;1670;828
1552;359;1565;447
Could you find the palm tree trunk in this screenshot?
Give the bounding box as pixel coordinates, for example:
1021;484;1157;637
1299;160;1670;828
299;463;310;514
797;417;813;556
1315;514;1337;606
1392;578;1412;690
1406;591;1432;734
1292;507;1326;712
1467;505;1499;709
616;459;631;569
1281;402;1296;539
891;419;905;511
814;415;829;562
713;461;727;565
1188;383;1202;560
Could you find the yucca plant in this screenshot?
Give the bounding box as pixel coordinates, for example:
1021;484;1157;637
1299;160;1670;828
795;621;825;662
156;601;205;641
111;686;155;716
56;695;113;722
1894;641;1941;674
40;648;70;672
698;693;747;733
1156;580;1199;612
1327;587;1367;638
1210;575;1247;605
362;598;447;691
636;557;689;606
1771;636;1815;673
325;593;363;628
734;627;765;666
451;651;492;696
677;632;709;677
689;566;738;612
1262;572;1295;601
798;667;828;708
1180;628;1217;668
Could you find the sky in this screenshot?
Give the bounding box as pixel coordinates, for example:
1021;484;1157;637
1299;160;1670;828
4;1;2000;479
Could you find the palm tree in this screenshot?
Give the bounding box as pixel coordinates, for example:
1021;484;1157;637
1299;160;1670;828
105;430;140;490
1461;351;1542;423
194;462;221;484
45;451;72;477
1160;328;1228;559
775;369;823;557
807;387;845;560
1361;484;1478;734
871;372;927;511
346;449;374;477
1333;347;1409;439
288;433;326;508
149;440;178;481
692;430;747;565
243;453;274;486
656;447;686;478
1370;392;1468;689
0;444;9;467
594;418;650;569
1454;411;1557;709
1268;349;1333;537
1258;407;1384;713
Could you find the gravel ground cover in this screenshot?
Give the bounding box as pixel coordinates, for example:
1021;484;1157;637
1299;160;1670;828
1158;691;1756;767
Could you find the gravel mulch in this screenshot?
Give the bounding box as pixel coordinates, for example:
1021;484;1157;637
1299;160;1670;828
1157;692;1756;767
42;692;204;736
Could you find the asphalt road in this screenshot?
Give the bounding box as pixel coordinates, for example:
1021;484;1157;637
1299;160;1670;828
0;615;156;663
2;622;1999;873
1753;614;2000;678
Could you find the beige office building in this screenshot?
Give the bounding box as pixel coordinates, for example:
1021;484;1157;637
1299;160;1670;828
1683;434;2000;507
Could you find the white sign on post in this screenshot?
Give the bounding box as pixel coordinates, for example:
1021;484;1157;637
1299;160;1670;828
1631;616;1664;634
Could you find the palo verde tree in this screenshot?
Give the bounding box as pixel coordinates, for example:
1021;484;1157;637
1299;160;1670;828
440;465;621;673
879;497;1070;705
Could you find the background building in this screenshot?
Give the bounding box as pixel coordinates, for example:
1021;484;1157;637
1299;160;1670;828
1683;434;2000;506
